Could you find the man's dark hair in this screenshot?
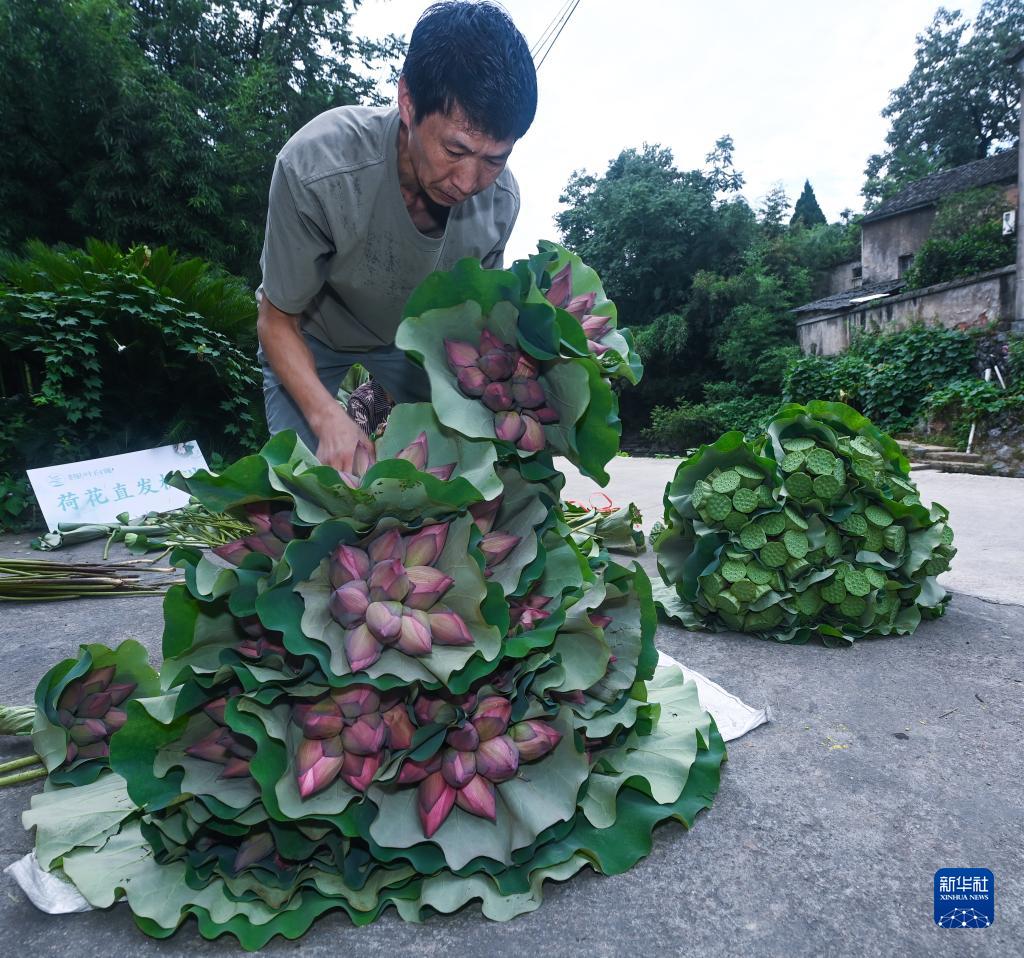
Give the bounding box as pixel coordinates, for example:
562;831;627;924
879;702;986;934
402;2;537;141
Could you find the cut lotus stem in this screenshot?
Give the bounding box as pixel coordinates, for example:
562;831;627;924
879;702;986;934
0;754;44;774
0;765;47;787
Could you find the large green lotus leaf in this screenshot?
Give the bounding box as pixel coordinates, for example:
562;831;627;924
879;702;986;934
160;589;244;689
295;514;503;685
109;692;190;811
401;256;522;319
375;402;502;499
32;640;161;786
367;709;588;870
572;360;621;485
580;665;714;828
480;465;553;594
24;772;138;870
663;431;779;524
654;524;725;604
650;579;706;630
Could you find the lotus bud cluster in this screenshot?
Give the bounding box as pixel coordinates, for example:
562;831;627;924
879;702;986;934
396;694;562;837
55;666;135;765
508;592;553;633
444;331;558;452
327;523;473;672
236;615;288;662
544;263;613;356
185;694;256;779
337;430;456;490
213;502;304;567
469;496;521;576
291;686;415;798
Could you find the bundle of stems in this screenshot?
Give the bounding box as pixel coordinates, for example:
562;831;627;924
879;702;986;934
0;707;46;787
0;557;178;601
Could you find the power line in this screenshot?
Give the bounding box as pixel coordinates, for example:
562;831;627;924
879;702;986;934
532;0;582;72
529;0;574;59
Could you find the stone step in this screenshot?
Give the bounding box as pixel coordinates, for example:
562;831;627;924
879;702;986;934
929;460;993;476
913;449;983;464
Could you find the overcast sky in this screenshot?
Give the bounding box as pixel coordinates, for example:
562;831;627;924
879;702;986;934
351;0;985;263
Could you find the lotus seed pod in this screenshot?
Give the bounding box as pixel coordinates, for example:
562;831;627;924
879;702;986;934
740;524;768;551
730;579;759;604
824;528;843;558
812;474;841;499
883;525;906;552
785;472;813;499
706;493;733;522
746;563;773;586
796;586;824;616
760;542;789;568
702;571;726;593
840;514;867;537
75;742;109;761
805;547;826;565
756;484;775;508
865;568;887;589
805;448;837;476
783;530;809;559
782;437;815;452
781;451;805;473
840;595;867;618
712;470;741;494
720;559;748;583
691;480;711;510
760;513;786;536
716;590;741;614
732;488;758;514
723;510;747;532
820;578;847;605
734;465;763;487
853;460;877;482
784;557;810;579
862;526;884;553
851;437;881;458
865;505;893;528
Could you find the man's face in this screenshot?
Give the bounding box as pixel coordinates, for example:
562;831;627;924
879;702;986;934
398;77;517;207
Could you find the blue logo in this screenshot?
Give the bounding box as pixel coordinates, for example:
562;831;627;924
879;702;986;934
934;868;994;927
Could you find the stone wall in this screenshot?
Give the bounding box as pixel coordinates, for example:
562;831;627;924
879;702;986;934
796;265;1016;356
861;207;935;282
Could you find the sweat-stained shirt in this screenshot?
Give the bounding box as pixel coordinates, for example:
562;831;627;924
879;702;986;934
259;105;520;352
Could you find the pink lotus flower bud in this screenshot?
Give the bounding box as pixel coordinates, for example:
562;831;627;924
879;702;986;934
472;697;512;741
65;742;78;763
478;349;516;382
220;757;251;779
426;462;456;481
419;771;458;837
475;735;520;782
403;523;449;567
81;667;115;694
78;691;112;719
414;696;457;727
446;722;480;752
482;381;514;412
332;685;380;719
554;689;587;705
428;610;474;646
352;442;377;477
57;679;85;713
105;708;127;731
518;607;551;630
382;705;415;750
396;609;433;656
512;378;546;409
396;432;429;470
581;314;612;341
456;366;489;397
75;741;109;761
566;291;597;321
404;565;454;610
330;545;371;587
238;616;266;639
445;339;480;369
479;329;504;352
329;580;370;627
234;831;275;872
186;728;231;763
246;532;285;559
341;751;382;792
57;708;74;727
69;719;108;746
441;748;477;789
269;510;296;542
244;503;274;534
342;713;387;756
338;470;361;489
494;410;526;443
368;529;404;564
509;719;562;761
589;613;613;629
296;737;345;797
517;415;546;453
303;699;344;740
455;774;497;821
368;559;410;602
344;623;383;672
397;756;437;785
530;405;560;424
213;538;254;566
469;496;502;534
545;263;573;308
479;531;520;567
588;340;611;356
365;600;404;642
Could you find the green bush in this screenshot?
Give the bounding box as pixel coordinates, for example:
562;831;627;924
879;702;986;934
903;220;1014;289
923;377;1024;445
644;393;781;451
0;241;265;529
1007;336;1024;386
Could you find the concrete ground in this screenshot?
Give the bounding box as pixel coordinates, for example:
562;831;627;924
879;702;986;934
0;460;1021;957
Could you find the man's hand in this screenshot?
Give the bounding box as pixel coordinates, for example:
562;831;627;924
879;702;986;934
310;404;371;474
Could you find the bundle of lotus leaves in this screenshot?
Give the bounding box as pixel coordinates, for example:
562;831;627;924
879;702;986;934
653;401;955;644
22;243;725;948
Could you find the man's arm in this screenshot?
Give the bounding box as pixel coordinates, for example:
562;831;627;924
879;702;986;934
257;296;368;473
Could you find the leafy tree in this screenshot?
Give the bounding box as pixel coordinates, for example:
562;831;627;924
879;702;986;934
0;1;402;281
862;0;1024;207
790;180;827;227
704;134;745;195
757;184;790;237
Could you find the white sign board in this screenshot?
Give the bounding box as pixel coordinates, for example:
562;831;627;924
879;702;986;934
27;442;209;533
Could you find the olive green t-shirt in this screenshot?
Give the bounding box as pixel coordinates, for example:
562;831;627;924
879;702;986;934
259;106;520;352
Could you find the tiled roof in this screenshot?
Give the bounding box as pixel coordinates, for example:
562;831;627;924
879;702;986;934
861;148;1018;224
792;279;905;315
